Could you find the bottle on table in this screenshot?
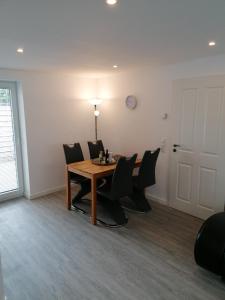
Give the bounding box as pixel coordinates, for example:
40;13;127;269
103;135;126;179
99;151;103;163
108;152;113;163
105;149;109;164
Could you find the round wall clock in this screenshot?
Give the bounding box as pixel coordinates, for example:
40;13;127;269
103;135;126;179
125;95;137;110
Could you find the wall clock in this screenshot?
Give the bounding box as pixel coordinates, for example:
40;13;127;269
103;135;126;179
125;95;137;110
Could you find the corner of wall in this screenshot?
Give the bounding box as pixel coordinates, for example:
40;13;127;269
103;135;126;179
16;81;31;198
146;191;168;206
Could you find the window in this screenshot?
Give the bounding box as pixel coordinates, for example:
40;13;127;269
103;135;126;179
0;82;23;201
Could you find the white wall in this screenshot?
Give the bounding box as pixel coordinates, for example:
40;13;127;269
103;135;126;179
0;69;97;198
1;54;225;201
97;55;225;204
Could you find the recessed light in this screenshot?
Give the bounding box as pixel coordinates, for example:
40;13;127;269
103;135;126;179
208;41;216;47
106;0;118;6
17;48;24;53
113;65;118;69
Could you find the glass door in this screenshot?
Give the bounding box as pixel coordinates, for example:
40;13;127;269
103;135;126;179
0;82;23;201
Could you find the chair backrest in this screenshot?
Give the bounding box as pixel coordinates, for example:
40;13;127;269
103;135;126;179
137;148;160;190
63;143;84;164
110;154;137;200
87;140;105;159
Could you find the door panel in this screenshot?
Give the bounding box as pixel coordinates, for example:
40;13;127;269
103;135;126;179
198;167;216;210
170;77;225;219
180;89;197;150
202;87;223;154
177;163;192;202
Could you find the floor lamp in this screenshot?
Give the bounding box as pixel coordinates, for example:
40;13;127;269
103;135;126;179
89;98;102;141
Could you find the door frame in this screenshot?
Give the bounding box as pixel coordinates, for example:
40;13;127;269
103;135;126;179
0;81;24;202
169;79;182;210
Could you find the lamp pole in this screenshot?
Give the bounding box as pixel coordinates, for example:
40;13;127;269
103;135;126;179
94;104;98;142
89;98;102;142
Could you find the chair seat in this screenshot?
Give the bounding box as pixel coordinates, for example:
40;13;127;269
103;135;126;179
132;175;153;191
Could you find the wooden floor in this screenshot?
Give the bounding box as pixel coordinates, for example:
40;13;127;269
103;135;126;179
0;191;225;300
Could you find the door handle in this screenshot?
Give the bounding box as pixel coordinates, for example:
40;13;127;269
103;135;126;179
173;144;181;152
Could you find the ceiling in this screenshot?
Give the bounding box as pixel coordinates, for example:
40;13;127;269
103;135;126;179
0;0;225;74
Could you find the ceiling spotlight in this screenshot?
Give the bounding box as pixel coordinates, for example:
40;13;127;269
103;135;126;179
208;41;216;47
17;48;24;53
113;65;118;69
106;0;118;5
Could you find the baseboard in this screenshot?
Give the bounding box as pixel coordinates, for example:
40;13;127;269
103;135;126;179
24;190;30;199
28;185;65;200
28;186;168;205
145;192;168;206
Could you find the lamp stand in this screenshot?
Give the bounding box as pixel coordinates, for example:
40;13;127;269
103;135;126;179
94;105;98;142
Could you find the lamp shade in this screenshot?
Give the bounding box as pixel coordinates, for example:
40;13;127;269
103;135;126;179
89;98;103;106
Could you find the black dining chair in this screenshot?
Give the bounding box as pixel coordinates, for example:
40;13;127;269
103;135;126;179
121;148;160;213
63;143;91;210
194;212;225;279
87;139;112;186
87;140;105;159
97;154;137;227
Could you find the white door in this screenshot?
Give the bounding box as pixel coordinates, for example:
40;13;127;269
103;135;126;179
169;76;225;219
0;82;23;201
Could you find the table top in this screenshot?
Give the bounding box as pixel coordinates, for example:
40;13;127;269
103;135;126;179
67;159;141;179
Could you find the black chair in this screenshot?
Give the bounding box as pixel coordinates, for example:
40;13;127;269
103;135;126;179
97;154;137;227
87;140;105;159
194;212;225;280
87;139;113;185
63;143;91;210
121;148;160;213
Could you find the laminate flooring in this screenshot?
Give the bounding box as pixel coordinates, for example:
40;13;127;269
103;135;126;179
0;191;225;300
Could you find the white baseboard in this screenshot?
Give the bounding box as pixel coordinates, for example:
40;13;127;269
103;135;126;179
28;185;65;200
145;192;168;206
27;186;168;206
24;190;30;199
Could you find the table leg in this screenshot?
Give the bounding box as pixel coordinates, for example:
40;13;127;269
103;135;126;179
65;166;71;210
91;176;97;225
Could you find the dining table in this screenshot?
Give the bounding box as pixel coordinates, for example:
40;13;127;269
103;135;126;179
65;158;141;225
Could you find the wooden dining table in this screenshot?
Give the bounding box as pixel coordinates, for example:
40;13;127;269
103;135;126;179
65;159;141;225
